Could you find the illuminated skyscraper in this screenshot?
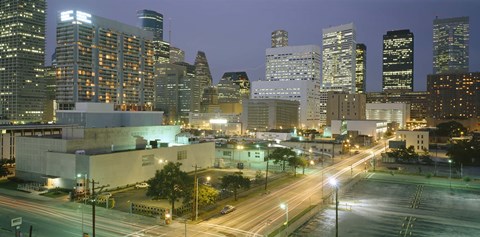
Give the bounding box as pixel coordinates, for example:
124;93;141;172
137;10;169;63
433;16;469;74
56;10;155;111
221;72;251;100
194;51;213;95
0;0;46;123
271;30;288;48
382;29;414;92
355;43;367;93
170;46;185;63
322;23;356;93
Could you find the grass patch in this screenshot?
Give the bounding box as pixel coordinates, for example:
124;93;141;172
40;188;70;198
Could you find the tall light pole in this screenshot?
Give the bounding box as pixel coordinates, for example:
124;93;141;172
329;178;339;237
280;203;289;234
449;159;452;189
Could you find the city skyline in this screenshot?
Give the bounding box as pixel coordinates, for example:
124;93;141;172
44;0;479;92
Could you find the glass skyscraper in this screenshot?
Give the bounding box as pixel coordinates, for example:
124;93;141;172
322;23;356;93
0;0;46;123
433;16;469;74
355;43;367;94
137;10;163;40
271;30;288;48
382;29;414;92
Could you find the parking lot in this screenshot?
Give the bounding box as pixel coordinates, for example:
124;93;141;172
295;173;480;236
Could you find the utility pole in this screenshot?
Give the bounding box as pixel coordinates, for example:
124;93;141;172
89;179;109;237
192;165;201;221
264;155;269;191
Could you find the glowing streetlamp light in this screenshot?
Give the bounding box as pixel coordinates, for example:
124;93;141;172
330;178;339;237
280;203;289;231
449;159;452;188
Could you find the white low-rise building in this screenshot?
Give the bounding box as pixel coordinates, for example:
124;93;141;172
396;130;429;152
331;120;388;141
366;103;410;128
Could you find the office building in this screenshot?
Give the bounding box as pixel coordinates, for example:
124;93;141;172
43;66;56;122
155;62;198;124
221;72;251;100
433;16;469;74
242;99;299;132
366;103;410;128
366;91;427;123
326;92;366;126
427;72;479;123
322;23;356;93
170;46;185;63
265;45;321;82
382;30;414;92
194;51;213;95
331;120;387;141
355;44;367;93
396;130;429;152
56;10;155;111
0;0;46;123
200;86;219;113
137;9;169;63
252;80;322;129
271;30;288;48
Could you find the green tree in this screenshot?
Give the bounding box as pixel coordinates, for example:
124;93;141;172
221;174;251;201
288;155;306;176
0;166;10;177
268;147;296;172
386;146;418;162
447;140;480;165
197;185;219;207
146;162;193;214
436;121;467;137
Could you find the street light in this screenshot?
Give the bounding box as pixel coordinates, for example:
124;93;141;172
280;203;289;231
329;178;339;237
449;159;452;188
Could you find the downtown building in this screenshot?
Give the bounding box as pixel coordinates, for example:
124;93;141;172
55;10;155;111
355;44;367;94
0;0;46;123
271;29;288;48
195;51;213;98
221;72;251;101
433;16;469;74
137;9;170;64
427;72;480;131
253;43;322;129
382;29;414;92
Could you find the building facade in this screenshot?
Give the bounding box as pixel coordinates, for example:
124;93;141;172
396;130;429;152
271;30;288;48
322;23;356;93
382;29;414;92
433;16;469;74
265;45;321;82
242;99;299;132
56;10;155;111
366;91;427;123
170;46;185;63
0;0;46;123
427;72;479;121
366;103;410;128
221;72;251;101
326;92;366;126
194;51;213;97
137;9;169;64
251;80;321;129
355;43;367;94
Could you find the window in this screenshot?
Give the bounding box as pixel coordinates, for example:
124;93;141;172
177;150;187;160
223;151;232;156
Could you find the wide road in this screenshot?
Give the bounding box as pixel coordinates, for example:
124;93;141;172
194;142;387;237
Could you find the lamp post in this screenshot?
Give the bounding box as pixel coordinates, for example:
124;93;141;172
449;159;452;188
265;144;271;191
329;178;339;237
280;203;289;234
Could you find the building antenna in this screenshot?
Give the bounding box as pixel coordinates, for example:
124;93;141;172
169;17;172;44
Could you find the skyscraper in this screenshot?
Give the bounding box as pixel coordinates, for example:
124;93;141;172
194;51;213;95
355;44;367;94
221;72;251;100
56;10;155;111
433;16;469;74
170;46;185;63
0;0;46;123
382;29;414;92
271;30;288;48
137;9;163;40
322;23;356;93
265;45;321;81
137;10;169;63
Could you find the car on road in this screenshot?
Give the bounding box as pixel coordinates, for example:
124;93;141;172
135;182;150;189
220;205;236;215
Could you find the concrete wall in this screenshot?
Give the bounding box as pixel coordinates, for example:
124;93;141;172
396;130;429;152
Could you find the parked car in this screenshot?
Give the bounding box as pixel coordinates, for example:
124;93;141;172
135;182;150;189
220;205;236;215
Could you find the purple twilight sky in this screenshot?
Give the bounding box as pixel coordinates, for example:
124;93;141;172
45;0;480;92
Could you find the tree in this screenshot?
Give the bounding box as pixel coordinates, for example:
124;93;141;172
288;155;307;176
268;147;296;172
221;174;251;201
447;140;480;165
0;166;9;177
197;185;219;207
436;121;467;137
146;162;193;214
386;146;418;162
